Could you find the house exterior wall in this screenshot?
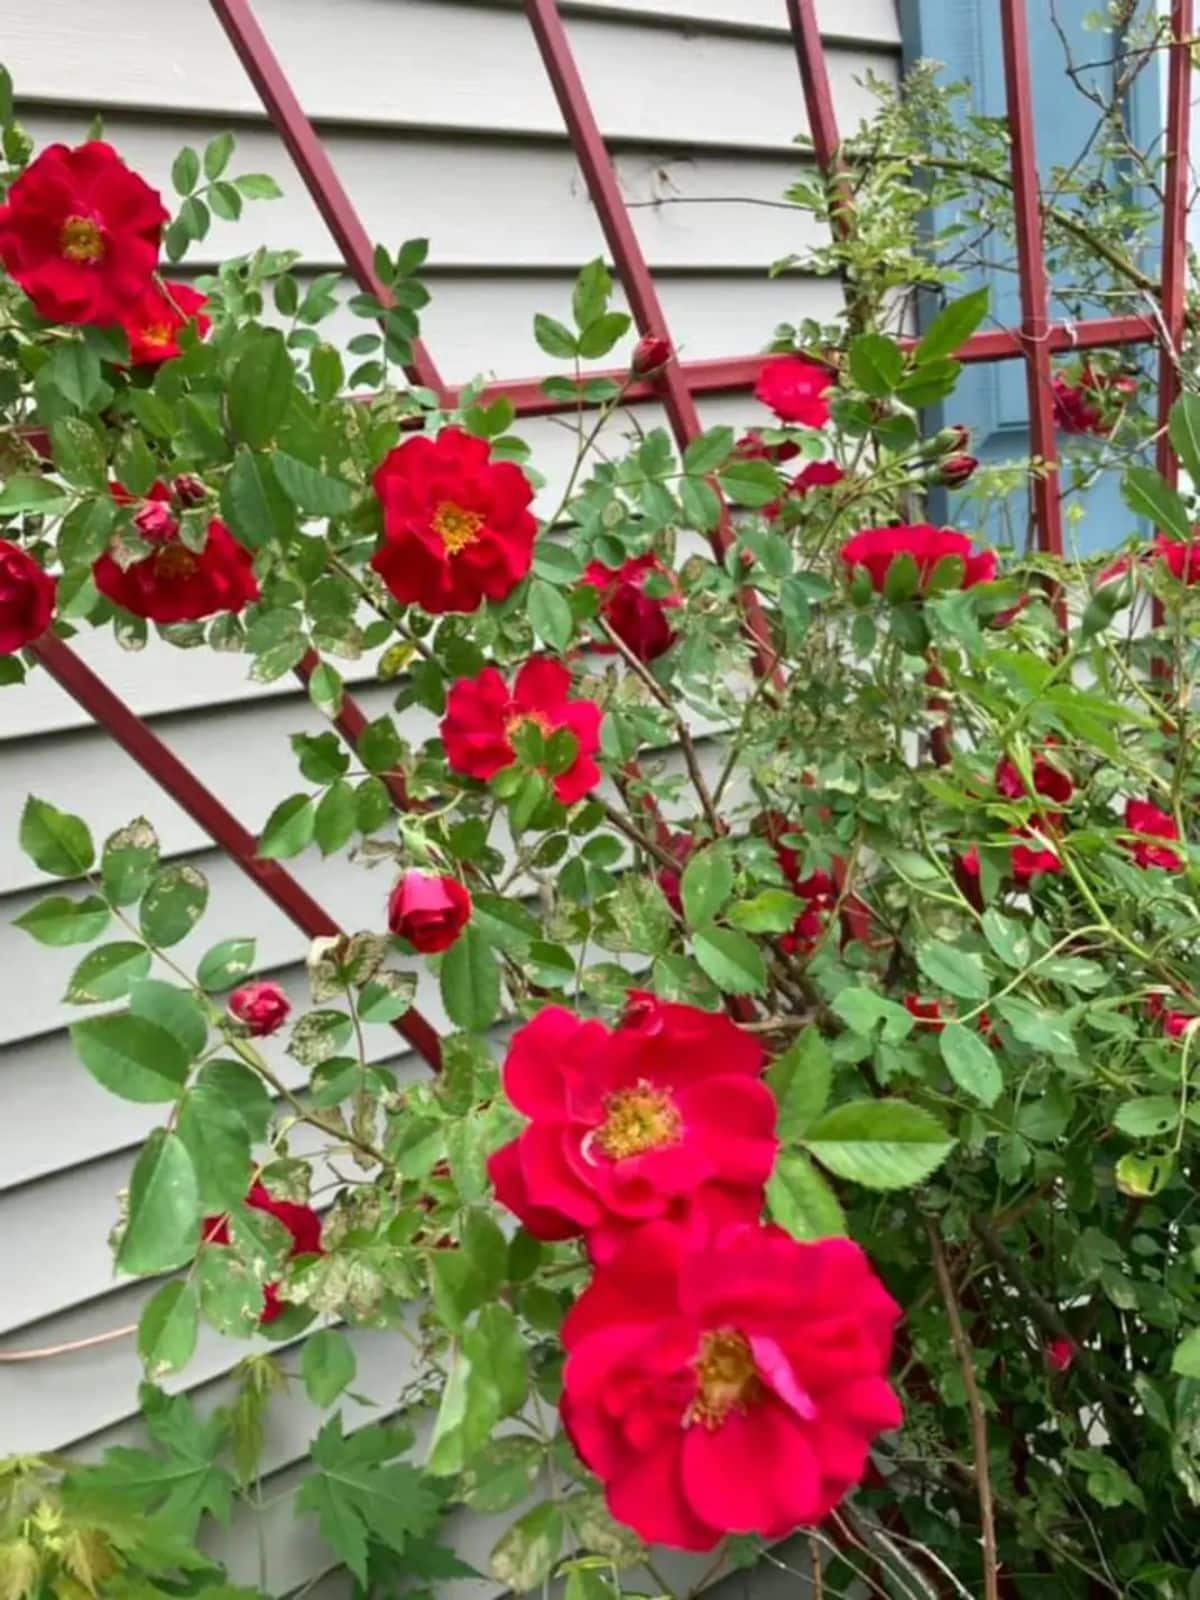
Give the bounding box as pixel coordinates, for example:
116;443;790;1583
0;3;900;1593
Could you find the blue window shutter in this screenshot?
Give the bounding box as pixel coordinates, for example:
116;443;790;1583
897;0;1161;553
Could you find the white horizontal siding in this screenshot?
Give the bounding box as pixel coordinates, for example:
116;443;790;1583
1;0;899;1591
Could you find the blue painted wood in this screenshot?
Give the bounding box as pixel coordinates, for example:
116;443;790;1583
898;0;1161;554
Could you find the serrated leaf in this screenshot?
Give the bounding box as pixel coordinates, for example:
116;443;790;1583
228;330;293;448
915;287;989;364
767;1150;847;1240
1122;465;1192;542
272;452;355;515
138;1281;199;1378
718;457;782;508
1168;392;1200;484
197;937;257;992
1171;1327;1200;1378
258;794;316;860
848;331;904;395
176;1085;252;1210
65;941;152;1003
767;1026;833;1138
679;844;734;927
140;864;209;947
939;1023;1002;1108
102;817;159;905
533;314;577;360
302;1329;358;1406
20;796;94;878
691;927;766;995
804;1099;954;1190
916;939;991;1000
71;1013;191;1102
460;1436;544;1513
440;925;501;1032
128;978;208;1058
1113;1097;1179;1138
14;893;109;946
489;1502;564;1592
117;1130;201;1275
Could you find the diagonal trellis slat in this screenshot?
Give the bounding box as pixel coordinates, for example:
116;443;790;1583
26;0;1192;1092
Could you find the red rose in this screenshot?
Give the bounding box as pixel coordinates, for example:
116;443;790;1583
766;460;846;520
937;453;979;488
0;141;167;326
203;1182;323;1325
734;432;801;465
1045;1337;1075;1374
0;540;55;654
656;830;696;916
1147;994;1196;1039
561;1221;902;1550
1052;375;1105;435
582;552;680;662
905;995;945;1032
388;871;471;953
996;753;1073;807
754;356;833;427
120;279;211;367
840;524;998;594
758;813;839;956
371;427;536;614
441;657;602;805
632;334;672;375
94;502;259;624
955;847;985;910
1154;532;1200;584
1010;825;1063;883
172;474;207;507
1124;799;1184;872
229;981;290;1037
488;997;777;1263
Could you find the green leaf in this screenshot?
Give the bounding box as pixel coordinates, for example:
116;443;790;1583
916;939;991;1000
572;258;612;331
1168;392;1200;484
577;311;631;360
50;417;107;491
489;1502;565;1593
939;1023;1003;1108
1171;1327;1200;1379
691;927;766;995
980;907;1031;969
0;475;69;514
20;796;94;878
272;451;355;516
203;131;235;179
460;1436;545;1513
138;1281;200;1378
1113;1097;1179;1139
171;145;200;194
680;844;734;927
831;986;915;1042
220;448;296;548
314;780;358;856
767;1026;833;1138
464;1304;528;1418
101;817;159;906
71;1013;192;1102
197;937;257;992
440;925;500;1032
296;1414;440;1586
195;1059;273;1142
302;1329;358;1406
767;1150;847;1240
228;330;293;448
718;457;782;508
848;331;904;395
14;892;109;946
1122;465;1192;542
533;314;578;360
140;863;209;947
65;940;152;1003
258;794;316;860
683;426;734;477
176;1085;252;1210
804;1099;954;1190
117;1130;201;1275
129;978;208;1058
527;577;573;651
50;341;106;411
726;888;806;934
915;287;989;364
235;171;284;200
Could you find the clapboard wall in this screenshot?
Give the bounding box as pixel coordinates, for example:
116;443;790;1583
0;2;900;1594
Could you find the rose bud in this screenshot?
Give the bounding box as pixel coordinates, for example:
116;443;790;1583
173;473;207;507
632;334;672;376
133;498;180;543
937;453;979;489
229;980;292;1037
1045;1337;1075;1374
935;424;972;454
388;871;472;954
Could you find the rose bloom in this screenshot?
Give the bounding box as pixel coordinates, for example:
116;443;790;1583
1124;798;1184;872
121;279;211;367
387;871;471;953
734;431;801;465
203;1182;323;1326
1146;993;1196;1040
904;995;945;1032
1011;825;1064;884
561;1221;902;1550
94;484;259;623
996;752;1074;807
1052;375;1104;436
488;996;777;1263
840;525;998;595
0;540;55;654
582;552;679;663
937;453;979;488
229;980;291;1037
441;657;602;805
754;356;833;427
0;141;167;325
1154;532;1200;584
1045;1337;1076;1375
371;427;536;614
632;334;672;375
766;460;846;521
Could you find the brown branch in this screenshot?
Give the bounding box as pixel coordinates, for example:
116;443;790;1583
0;1322;137;1363
927;1219;1001;1600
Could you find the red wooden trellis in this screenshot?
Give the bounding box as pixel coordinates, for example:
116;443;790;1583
26;0;1195;1078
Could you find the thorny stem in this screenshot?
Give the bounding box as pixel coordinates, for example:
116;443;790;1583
926;1219;1001;1600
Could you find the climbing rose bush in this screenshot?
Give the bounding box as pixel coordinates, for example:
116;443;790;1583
3;66;1200;1600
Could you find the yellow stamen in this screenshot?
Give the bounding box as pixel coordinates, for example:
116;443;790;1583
688;1329;763;1430
59;216;105;263
432;500;484;554
140;323;174;348
593;1080;682;1161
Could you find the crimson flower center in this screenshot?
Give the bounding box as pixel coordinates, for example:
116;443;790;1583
432;500;484;555
154;543;199;581
60;215;105;263
688;1328;763;1430
593;1080;682;1160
